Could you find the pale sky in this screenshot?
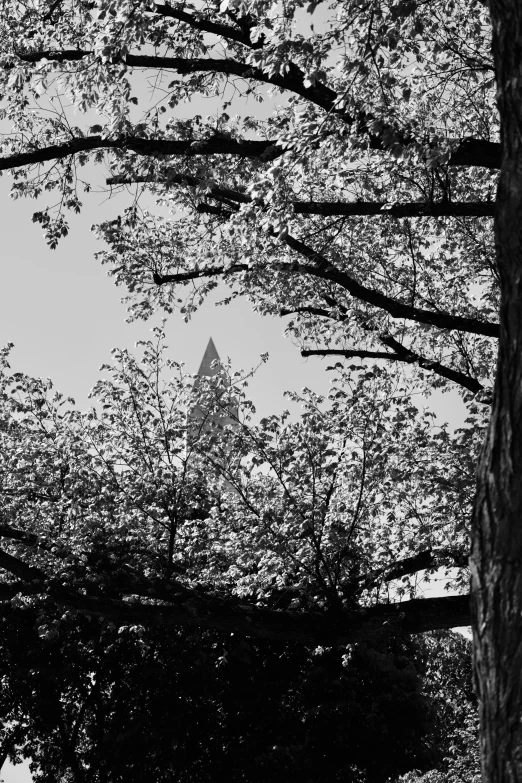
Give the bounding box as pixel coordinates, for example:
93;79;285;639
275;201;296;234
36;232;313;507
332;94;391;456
0;171;467;425
0;172;336;413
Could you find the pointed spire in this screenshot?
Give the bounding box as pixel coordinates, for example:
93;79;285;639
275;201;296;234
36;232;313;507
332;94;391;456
187;338;239;441
196;337;221;378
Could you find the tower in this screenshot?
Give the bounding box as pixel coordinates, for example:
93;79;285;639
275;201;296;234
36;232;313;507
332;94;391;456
187;338;239;442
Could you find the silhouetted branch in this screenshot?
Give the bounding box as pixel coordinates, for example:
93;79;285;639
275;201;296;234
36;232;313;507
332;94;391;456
302;348;485;394
281;234;499;337
352;548;469;594
9;49;501;169
0;135;281;173
106;172;496;217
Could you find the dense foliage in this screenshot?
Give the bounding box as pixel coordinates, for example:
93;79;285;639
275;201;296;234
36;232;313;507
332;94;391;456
0;332;475;621
0;0;506;778
0;329;476;780
1;601;477;782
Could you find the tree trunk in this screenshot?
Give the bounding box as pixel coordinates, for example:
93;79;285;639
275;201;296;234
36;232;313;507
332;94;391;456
472;3;522;781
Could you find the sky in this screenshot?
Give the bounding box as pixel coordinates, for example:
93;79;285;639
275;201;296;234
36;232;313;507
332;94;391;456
0;173;335;412
0;171;467;426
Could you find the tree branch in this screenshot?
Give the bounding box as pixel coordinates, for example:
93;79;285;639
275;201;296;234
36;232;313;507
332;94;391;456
352;548;469;594
292;201;495;218
150;3;264;49
0;581;40;600
445;137;500;169
0;135;280;172
107;170;250;200
154;252;498;337
282;302;490;395
301;348;486;394
50;587;470;644
10;51;501;169
280;234;500;337
153;263;249;287
0;545;470;641
14;50;337;112
0;524;39;547
138;9;496;171
106;172;496;218
0;548;46;582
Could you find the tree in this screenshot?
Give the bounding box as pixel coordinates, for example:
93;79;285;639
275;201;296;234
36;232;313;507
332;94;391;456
0;334;477;781
0;333;473;640
3;601;480;783
3;604;469;783
416;631;481;783
0;0;514;778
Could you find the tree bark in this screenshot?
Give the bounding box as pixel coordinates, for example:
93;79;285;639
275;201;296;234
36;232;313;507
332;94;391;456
472;2;522;781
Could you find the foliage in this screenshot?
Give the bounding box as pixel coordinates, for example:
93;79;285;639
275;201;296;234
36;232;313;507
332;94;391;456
0;600;475;783
0;0;498;401
0;330;477;612
0;0;501;777
0;0;496;598
417;632;480;783
0;327;479;776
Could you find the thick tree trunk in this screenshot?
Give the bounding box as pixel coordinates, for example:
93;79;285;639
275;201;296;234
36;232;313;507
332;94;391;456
472;3;522;781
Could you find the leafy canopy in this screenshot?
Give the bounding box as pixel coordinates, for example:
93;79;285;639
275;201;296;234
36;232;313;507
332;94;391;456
0;331;475;617
0;0;496;685
0;1;497;773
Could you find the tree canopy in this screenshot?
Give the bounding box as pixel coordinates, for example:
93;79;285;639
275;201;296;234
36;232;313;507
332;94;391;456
0;332;473;640
1;598;478;783
0;0;510;778
0;0;494;621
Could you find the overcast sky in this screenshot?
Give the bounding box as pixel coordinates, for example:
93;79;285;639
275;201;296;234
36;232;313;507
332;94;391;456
0;170;340;411
0;168;468;427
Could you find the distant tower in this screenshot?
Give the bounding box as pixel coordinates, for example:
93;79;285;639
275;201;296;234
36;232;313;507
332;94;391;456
187;338;239;442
